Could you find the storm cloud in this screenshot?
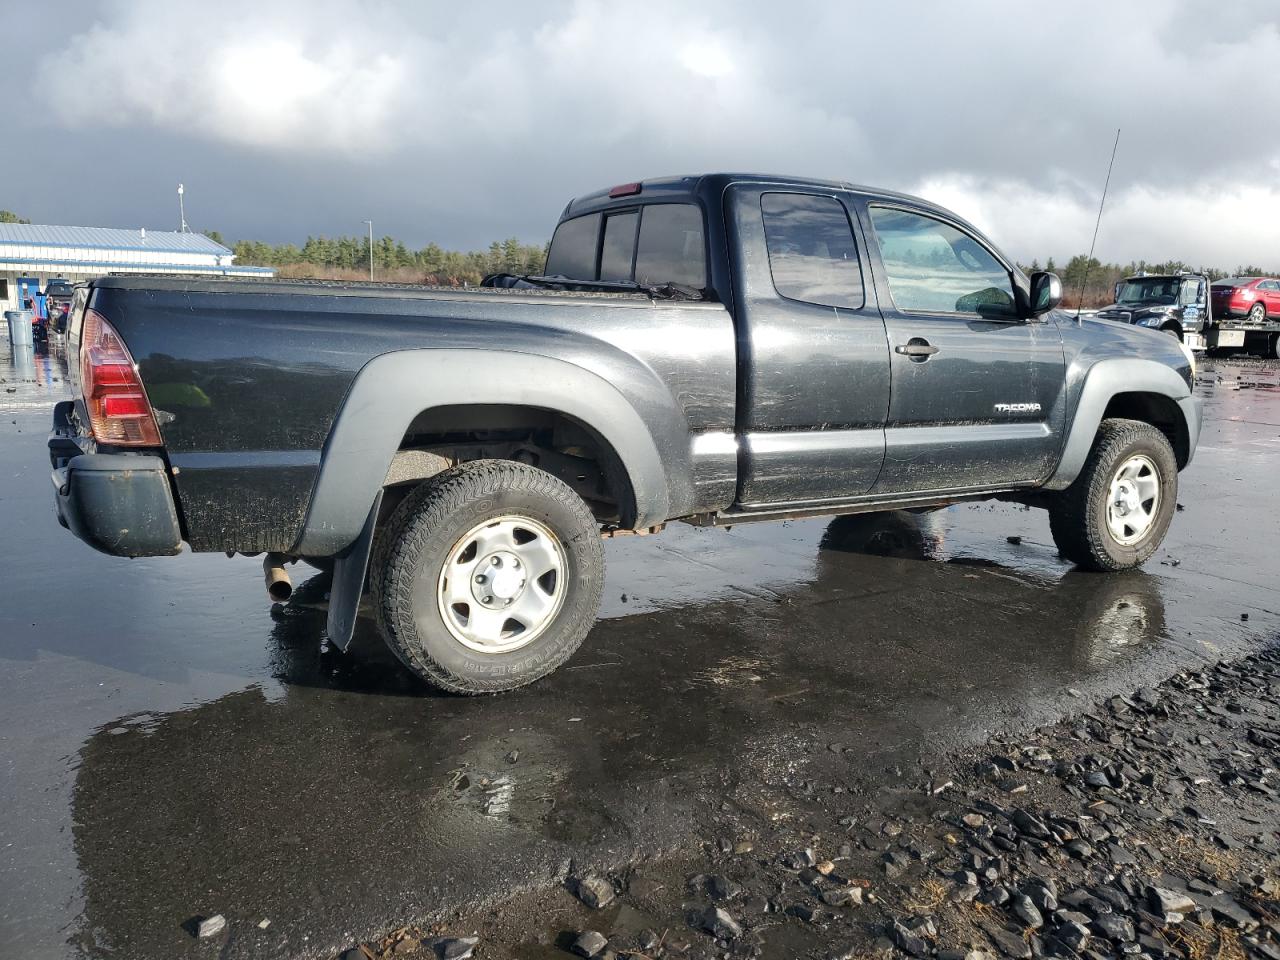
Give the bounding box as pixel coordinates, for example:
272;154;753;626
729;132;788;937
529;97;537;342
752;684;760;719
4;0;1278;266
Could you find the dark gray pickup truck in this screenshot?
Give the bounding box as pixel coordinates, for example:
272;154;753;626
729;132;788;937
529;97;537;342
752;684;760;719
49;173;1202;693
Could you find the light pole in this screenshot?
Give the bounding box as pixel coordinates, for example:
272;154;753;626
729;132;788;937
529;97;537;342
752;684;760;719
362;219;374;281
177;183;188;233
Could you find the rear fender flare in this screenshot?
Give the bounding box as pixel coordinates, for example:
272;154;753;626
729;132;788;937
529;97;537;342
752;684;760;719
293;349;673;557
1044;358;1198;490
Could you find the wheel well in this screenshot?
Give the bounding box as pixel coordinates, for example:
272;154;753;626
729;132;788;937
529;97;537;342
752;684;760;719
1161;322;1183;340
388;404;637;526
1101;392;1190;469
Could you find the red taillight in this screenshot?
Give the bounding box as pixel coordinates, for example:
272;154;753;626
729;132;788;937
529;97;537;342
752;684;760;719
608;182;642;198
79;308;162;446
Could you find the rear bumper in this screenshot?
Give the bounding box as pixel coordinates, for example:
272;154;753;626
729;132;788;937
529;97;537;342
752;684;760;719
49;401;182;557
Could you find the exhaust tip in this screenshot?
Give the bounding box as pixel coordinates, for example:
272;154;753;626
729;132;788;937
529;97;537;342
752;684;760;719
264;554;293;603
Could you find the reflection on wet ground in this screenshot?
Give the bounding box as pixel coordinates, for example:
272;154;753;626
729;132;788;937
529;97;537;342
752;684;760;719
1;347;1278;959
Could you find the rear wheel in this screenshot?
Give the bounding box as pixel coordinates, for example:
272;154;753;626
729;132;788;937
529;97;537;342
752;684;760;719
1248;302;1266;323
371;459;605;694
1048;419;1178;572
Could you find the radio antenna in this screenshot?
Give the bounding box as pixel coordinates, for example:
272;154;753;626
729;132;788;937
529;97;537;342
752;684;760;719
1075;127;1120;321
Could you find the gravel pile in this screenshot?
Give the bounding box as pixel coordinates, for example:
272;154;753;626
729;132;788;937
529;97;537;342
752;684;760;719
338;647;1280;960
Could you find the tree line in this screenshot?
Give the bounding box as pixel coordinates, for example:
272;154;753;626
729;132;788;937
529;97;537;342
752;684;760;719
209;230;547;285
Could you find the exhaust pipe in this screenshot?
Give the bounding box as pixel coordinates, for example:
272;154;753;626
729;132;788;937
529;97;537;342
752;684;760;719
264;553;293;602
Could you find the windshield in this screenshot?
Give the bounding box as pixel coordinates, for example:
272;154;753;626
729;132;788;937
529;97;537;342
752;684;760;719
1116;277;1178;305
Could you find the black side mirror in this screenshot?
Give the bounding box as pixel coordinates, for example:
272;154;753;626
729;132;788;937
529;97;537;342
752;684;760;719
1029;271;1063;317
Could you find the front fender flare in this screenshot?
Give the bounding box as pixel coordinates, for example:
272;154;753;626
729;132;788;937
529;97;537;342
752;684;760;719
1043;358;1198;491
293;348;673;557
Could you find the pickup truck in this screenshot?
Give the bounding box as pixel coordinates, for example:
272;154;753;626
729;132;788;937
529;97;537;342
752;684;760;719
48;173;1203;694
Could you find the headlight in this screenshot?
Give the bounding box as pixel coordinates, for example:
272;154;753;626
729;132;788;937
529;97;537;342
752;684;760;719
1177;337;1197;381
1140;315;1166;327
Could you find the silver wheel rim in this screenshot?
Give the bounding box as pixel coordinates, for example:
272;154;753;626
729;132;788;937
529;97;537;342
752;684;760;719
1106;454;1160;546
436;515;568;653
1250;304;1265;322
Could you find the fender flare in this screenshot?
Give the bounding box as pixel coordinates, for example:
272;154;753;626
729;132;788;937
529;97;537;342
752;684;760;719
293;348;673;557
1043;358;1199;491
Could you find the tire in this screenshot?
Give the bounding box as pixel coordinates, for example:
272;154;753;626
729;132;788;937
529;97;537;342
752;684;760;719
370;459;604;694
1048;419;1178;572
1270;333;1280;361
1248;302;1266;323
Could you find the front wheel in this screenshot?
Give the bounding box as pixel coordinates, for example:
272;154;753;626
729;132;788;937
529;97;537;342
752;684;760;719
370;459;605;694
1048;419;1178;572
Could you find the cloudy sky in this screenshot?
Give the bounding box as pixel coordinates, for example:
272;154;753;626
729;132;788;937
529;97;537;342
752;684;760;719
2;0;1278;267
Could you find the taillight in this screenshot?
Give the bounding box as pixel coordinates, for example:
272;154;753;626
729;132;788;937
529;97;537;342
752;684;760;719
79;308;162;446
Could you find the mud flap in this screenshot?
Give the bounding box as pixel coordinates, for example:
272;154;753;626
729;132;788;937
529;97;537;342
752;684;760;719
326;491;382;652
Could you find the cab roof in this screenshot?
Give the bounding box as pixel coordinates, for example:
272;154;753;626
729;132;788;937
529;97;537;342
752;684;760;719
560;172;966;224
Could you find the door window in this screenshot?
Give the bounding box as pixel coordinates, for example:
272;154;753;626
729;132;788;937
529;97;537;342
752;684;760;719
869;207;1016;318
760;193;864;309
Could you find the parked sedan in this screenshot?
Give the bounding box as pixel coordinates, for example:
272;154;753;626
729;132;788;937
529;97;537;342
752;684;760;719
1211;277;1280;323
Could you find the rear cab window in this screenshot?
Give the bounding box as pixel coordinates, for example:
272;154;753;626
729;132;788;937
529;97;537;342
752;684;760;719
544;203;706;290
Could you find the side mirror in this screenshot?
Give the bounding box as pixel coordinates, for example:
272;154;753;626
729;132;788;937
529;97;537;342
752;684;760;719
1029;271;1063;317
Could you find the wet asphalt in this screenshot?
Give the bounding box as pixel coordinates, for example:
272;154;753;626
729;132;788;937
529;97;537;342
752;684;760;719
0;343;1277;960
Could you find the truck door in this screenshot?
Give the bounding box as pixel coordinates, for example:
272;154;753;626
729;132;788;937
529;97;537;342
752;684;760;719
858;202;1066;494
726;184;891;507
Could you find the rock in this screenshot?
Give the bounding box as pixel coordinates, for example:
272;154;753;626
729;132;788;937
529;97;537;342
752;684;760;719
1055;921;1091;951
951;883;981;903
1010;809;1051;840
195;915;226;939
781;848;817;870
963;814;986;828
1092;913;1136;942
704;873;741;901
1207;895;1258;931
424;937;479;960
698;905;743;940
1146;886;1195;920
505;749;519;763
574;875;615;909
821;886;864;907
1011;894;1043;929
733;840;754;855
986;926;1032;959
883;850;911;878
889;920;931;958
786;902;822;923
1065;839;1094;859
571;931;609;957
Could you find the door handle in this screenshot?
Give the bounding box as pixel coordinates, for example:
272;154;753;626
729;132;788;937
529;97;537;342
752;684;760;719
895;340;940;360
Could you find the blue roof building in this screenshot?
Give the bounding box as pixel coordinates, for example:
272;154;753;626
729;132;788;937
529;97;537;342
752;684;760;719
0;222;274;311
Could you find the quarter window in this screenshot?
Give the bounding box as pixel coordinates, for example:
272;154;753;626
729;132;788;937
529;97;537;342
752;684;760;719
760;193;864;309
635;204;706;288
869;207;1016;318
544;213;601;280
